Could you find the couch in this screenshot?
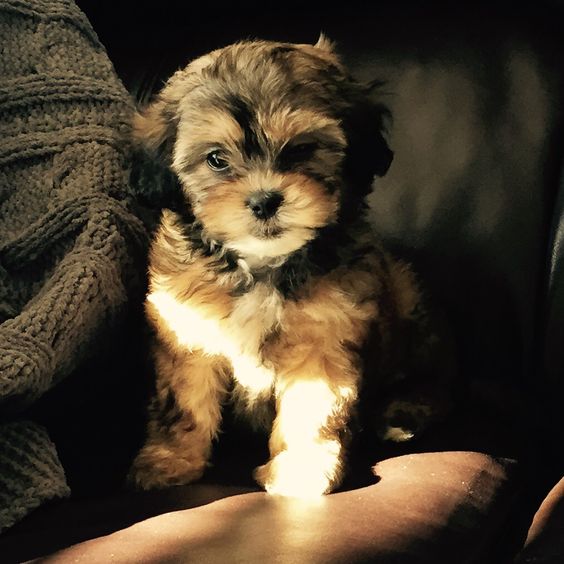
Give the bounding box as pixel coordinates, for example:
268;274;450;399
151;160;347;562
1;1;563;562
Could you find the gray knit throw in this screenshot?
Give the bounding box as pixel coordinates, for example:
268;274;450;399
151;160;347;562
0;0;147;531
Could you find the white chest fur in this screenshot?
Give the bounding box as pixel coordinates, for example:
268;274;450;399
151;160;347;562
225;282;282;397
147;282;283;398
228;282;282;356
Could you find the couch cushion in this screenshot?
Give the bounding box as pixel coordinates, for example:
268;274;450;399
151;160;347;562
0;484;255;563
7;451;520;564
515;475;564;564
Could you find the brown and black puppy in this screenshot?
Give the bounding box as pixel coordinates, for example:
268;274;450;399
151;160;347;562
128;36;450;497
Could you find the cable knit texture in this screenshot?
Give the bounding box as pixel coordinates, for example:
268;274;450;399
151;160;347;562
0;0;147;531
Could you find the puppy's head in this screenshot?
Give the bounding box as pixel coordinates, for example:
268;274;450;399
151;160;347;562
135;36;392;261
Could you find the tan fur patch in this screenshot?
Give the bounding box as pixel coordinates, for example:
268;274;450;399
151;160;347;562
258;108;344;148
195;171;339;260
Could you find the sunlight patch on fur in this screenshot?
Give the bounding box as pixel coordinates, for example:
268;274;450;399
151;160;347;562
277;380;345;445
147;290;226;355
257;442;341;497
148;288;277;400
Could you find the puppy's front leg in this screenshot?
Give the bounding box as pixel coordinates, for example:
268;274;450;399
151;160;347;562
255;355;358;497
128;347;228;490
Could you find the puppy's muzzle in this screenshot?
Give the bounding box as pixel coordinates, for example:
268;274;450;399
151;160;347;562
247;190;284;220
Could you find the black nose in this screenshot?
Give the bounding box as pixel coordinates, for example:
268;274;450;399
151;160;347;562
247;191;284;220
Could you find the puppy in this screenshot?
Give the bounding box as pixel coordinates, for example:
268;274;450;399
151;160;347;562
128;36;449;497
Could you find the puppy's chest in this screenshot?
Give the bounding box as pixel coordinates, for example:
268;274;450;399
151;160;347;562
226;283;283;355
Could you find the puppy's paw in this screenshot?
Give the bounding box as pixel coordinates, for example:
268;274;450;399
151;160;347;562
254;442;341;498
378;399;434;443
127;444;206;490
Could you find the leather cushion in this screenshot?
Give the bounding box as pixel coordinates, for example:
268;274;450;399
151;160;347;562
4;451;520;563
516;475;564;564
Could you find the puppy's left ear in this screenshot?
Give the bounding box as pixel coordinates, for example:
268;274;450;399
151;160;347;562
364;103;394;178
341;92;394;199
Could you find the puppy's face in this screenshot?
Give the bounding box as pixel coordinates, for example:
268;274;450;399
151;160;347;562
135;37;392;261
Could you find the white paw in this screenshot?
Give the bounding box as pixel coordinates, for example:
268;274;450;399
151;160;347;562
254;442;341;498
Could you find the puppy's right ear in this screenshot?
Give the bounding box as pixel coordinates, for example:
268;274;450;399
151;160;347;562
133;53;218;162
131;68;205;211
132;98;176;162
132;68;198;164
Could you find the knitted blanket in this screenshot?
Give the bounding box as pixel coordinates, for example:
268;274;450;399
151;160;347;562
0;0;147;531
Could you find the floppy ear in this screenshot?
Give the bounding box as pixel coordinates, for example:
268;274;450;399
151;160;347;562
358;101;394;178
132;98;176;161
131;89;183;211
132;75;187;166
133;52;218;162
131;66;207;211
340;83;394;201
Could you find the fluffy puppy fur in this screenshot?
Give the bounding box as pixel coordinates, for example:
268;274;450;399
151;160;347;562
128;36;450;497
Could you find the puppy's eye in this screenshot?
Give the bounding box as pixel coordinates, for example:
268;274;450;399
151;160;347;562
206;151;230;171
